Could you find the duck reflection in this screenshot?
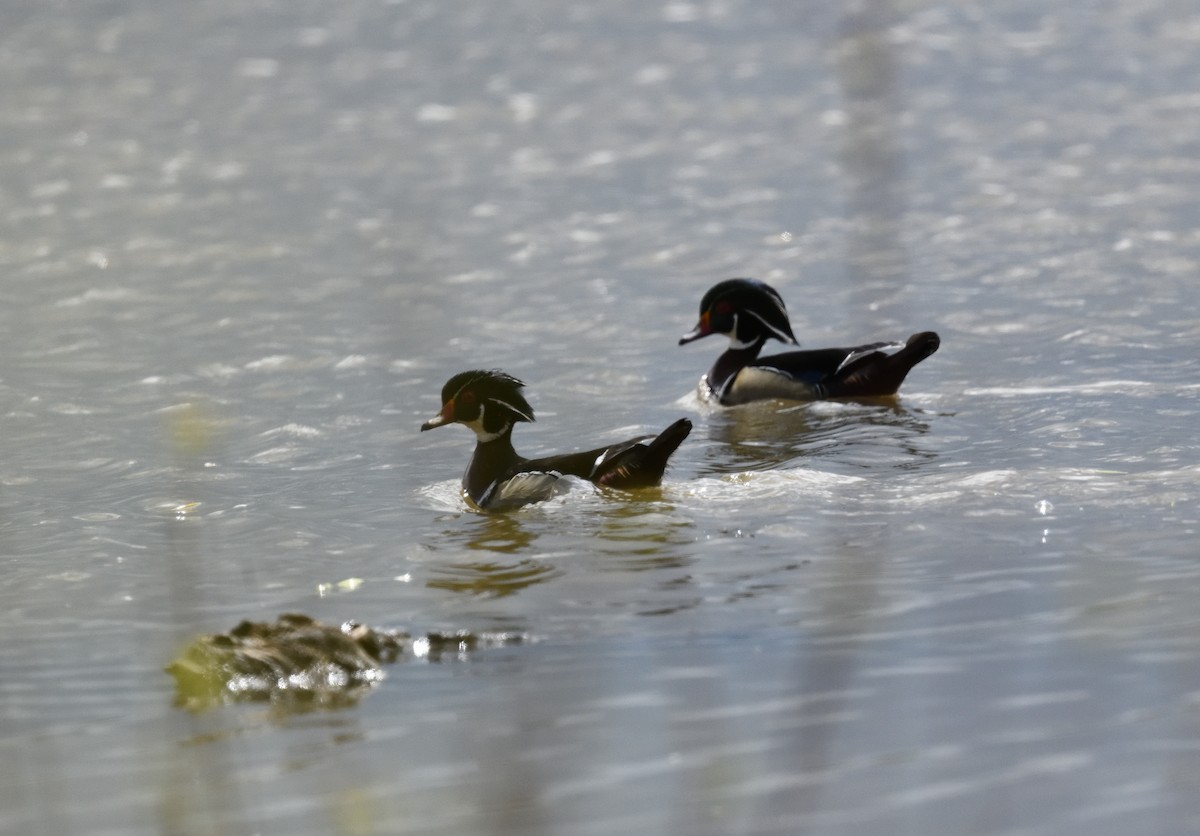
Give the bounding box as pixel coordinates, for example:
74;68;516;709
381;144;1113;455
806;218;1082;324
583;499;695;573
428;514;559;597
455;512;538;553
426;558;561;597
698;398;937;476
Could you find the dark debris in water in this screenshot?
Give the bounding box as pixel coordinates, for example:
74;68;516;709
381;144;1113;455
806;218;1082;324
166;612;527;712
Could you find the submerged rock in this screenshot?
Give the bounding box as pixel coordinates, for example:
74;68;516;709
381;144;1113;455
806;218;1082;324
167;612;526;711
167;613;406;711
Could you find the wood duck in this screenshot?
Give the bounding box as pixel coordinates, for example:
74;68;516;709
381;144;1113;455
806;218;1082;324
421;369;692;511
679;278;940;405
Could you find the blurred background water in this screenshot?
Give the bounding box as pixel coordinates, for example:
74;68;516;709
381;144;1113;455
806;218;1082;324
2;0;1200;833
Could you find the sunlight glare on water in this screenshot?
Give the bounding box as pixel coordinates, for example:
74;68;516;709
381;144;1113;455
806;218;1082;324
2;0;1200;834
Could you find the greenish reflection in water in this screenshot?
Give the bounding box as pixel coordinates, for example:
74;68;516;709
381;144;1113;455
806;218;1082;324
426;558;562;597
427;515;555;596
426;494;698;598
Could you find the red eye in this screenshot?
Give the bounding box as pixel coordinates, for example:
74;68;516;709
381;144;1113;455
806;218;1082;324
714;300;733;316
459;390;476;405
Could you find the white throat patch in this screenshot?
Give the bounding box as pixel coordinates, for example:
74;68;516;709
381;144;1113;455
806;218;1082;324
463;404;509;442
727;314;759;350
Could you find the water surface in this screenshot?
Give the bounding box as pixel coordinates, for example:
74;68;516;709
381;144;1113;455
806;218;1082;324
2;0;1200;833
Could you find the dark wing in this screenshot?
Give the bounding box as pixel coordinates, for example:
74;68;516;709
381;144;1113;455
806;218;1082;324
508;418;693;491
757;346;882;387
823;332;941;397
756;333;938;398
592;417;692;489
833;341;907;374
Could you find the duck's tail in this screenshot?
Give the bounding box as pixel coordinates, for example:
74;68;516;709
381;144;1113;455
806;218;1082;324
594;417;693;489
825;331;941;397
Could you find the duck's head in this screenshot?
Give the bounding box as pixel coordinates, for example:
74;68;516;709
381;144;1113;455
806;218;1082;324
679;278;798;349
420;369;535;441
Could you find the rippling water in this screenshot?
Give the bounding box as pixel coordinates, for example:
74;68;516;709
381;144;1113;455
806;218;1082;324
3;0;1200;833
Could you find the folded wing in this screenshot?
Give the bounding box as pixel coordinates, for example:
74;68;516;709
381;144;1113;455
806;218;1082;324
507;418;692;491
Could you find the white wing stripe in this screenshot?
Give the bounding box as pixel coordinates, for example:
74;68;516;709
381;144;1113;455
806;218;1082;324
834;341;906;374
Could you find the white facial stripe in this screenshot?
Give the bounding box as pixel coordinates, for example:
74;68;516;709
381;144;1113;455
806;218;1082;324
448;375;481;404
743;308;794;343
487;396;533;423
751;284;789;322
